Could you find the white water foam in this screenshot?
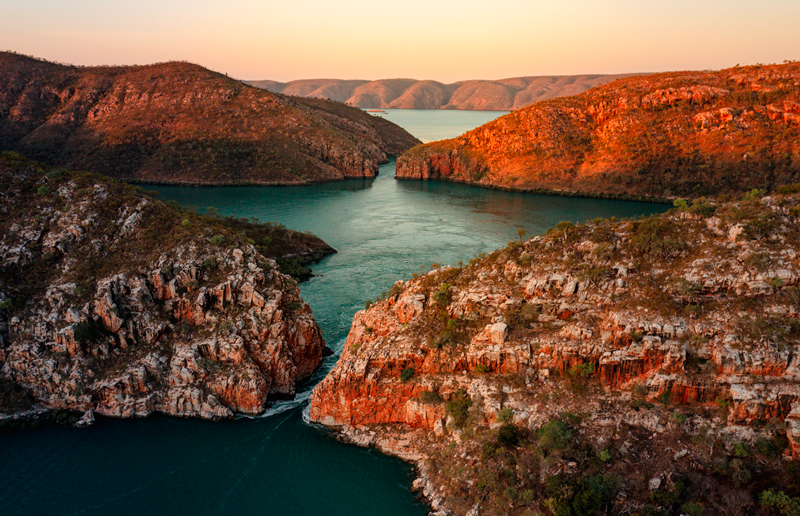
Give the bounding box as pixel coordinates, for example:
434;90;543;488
238;336;347;421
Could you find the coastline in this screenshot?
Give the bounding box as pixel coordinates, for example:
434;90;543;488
394;175;674;204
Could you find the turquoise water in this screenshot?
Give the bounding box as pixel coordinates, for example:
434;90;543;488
0;113;668;516
369;109;509;143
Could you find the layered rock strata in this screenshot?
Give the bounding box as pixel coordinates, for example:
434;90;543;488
311;192;800;514
0;156;328;420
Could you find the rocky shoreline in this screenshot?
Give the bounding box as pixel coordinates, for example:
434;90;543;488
0;155;332;424
310;190;800;515
396;62;800;200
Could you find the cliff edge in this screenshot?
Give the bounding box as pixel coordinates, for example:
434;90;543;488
311;189;800;515
0;153;333;422
396;63;800;199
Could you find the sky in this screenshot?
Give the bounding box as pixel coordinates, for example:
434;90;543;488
1;0;799;83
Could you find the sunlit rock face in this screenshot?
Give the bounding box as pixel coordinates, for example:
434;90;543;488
397;62;800;199
311;193;800;515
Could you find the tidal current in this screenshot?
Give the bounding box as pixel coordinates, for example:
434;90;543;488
1;111;668;515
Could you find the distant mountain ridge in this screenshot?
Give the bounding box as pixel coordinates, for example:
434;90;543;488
247;74;638;111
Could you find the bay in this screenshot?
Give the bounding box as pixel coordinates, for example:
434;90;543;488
368;108;509;143
0;111;668;516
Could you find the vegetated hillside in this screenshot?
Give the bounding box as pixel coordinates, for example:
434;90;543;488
396;63;800;199
311;188;800;515
0;52;420;186
0;153;335;424
247;74;636;111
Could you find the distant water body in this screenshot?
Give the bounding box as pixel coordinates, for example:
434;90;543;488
369;108;509;143
0;111;667;516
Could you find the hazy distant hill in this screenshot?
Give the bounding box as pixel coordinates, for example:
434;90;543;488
247;75;638;111
0;52;420;185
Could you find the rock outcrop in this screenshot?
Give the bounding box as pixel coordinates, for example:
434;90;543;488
0;52;419;185
0;154;330;420
396;63;800;199
248;74;637;111
311;191;800;515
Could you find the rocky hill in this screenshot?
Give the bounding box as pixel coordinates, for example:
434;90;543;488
0;153;334;424
0;52;420;185
247;74;636;111
310;189;800;515
396;63;800;199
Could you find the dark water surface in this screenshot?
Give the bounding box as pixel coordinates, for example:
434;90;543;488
1;113;668;515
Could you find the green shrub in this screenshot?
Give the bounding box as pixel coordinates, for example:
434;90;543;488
537;419;572;455
429;329;455;349
420;390;443;404
670;278;703;296
446;393;473;428
473;364;489;374
181;219;192;228
433;283;452;308
631;216;685;259
681;501;705;516
761;489;800;516
400;367;415;382
210;234;226;246
201;257;218;269
744;188;765;201
497;407;513;423
670;411;687;424
73;319;103;345
506;303;542;326
688;198;716;218
37;185;51;196
497;423;522;447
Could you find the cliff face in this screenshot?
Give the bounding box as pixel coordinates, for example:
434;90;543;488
310;191;800;514
0;154;331;421
396;63;800;199
0;52;419;185
248;74;637;111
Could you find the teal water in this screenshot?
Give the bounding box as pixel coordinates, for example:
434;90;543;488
0;113;668;516
369;109;509;142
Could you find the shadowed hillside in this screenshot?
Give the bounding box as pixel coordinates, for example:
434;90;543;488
0;52;420;185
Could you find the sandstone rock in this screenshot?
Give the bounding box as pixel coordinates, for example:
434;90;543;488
489;323;508;345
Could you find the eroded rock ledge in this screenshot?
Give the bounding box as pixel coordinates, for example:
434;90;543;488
311;192;800;515
0;155;328;421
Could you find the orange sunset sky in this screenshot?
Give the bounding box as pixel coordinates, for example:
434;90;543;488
1;0;799;82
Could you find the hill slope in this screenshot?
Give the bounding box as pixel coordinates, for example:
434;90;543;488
0;52;420;185
247;74;637;111
0;153;334;422
396;63;800;198
310;190;800;515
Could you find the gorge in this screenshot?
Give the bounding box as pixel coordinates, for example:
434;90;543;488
3;68;800;516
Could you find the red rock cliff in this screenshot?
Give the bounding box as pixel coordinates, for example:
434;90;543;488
396;63;800;198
